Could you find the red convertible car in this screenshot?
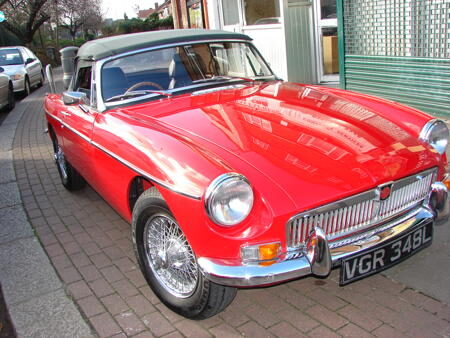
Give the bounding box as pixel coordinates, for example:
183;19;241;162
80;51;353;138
44;30;449;319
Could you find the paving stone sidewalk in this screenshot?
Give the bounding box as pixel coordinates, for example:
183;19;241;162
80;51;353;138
0;79;93;337
6;72;450;337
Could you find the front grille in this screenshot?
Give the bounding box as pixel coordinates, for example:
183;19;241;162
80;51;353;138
287;168;436;248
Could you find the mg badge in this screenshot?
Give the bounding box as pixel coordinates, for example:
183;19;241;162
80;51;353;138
379;185;392;200
377;182;393;202
374;183;393;217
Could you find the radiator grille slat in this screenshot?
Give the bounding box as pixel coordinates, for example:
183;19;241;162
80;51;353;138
287;169;435;248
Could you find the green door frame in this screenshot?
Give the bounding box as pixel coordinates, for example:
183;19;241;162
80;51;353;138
336;0;346;89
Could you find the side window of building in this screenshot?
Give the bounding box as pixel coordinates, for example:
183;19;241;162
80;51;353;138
244;0;280;25
187;0;205;28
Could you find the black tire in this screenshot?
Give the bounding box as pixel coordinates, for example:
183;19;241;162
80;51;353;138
37;71;44;88
22;77;30;97
132;188;237;319
6;83;15;111
51;133;85;191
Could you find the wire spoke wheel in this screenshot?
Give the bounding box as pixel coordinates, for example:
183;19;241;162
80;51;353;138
55;145;68;181
144;214;198;298
132;188;237;318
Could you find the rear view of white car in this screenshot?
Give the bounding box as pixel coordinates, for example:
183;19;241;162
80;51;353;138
0;46;44;96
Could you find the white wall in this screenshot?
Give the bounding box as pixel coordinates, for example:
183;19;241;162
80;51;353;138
207;0;222;29
242;25;288;80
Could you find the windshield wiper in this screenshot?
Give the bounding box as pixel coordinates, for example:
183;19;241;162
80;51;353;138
105;90;172;103
192;75;255;84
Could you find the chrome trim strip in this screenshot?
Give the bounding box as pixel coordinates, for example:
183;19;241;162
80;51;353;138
45;111;201;200
330;208;434;262
191;84;246;96
199;206;435;287
198;255;312;287
90;140;201;200
46;112;91;143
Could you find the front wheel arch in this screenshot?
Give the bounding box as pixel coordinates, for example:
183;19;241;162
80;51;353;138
132;187;237;319
128;176;154;214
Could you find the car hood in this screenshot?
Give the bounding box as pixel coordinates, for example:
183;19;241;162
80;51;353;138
1;64;25;75
128;82;440;211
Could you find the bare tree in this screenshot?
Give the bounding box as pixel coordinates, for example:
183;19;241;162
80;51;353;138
0;0;51;45
57;0;102;41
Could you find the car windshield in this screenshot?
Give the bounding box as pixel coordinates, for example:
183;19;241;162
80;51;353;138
101;41;274;103
0;49;23;66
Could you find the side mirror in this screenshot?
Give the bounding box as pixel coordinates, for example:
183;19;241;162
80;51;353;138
0;67;4;73
45;65;56;93
63;91;89;106
26;58;35;65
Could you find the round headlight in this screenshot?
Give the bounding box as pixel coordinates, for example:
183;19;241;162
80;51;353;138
420;119;449;155
205;173;254;226
11;73;24;81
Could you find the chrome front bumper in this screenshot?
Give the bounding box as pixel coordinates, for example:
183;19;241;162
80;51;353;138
198;182;448;287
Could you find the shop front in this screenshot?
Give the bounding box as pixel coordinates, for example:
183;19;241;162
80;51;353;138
208;0;340;85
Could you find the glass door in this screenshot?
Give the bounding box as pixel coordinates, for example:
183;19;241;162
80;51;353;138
316;0;339;83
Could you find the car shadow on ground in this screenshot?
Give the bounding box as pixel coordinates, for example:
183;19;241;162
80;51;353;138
0;87;40;126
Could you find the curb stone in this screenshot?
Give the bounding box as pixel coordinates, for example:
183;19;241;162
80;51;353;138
0;72;94;337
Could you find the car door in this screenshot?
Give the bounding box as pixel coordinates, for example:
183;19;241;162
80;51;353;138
60;62;98;183
28;48;42;84
22;48;39;85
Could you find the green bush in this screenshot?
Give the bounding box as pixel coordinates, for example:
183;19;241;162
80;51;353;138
101;15;174;37
58;38;86;48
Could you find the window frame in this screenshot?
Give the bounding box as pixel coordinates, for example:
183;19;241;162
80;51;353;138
94;39;276;112
71;59;95;108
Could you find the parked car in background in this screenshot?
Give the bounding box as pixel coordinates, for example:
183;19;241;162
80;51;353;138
0;68;15;112
0;46;44;96
44;29;449;319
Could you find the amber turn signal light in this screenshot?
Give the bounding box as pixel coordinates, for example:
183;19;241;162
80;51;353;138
258;243;281;261
443;174;450;190
241;242;281;265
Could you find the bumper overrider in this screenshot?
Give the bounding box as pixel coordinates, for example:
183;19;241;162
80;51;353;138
198;181;448;287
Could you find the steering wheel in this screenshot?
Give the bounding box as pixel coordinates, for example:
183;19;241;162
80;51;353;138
125;81;164;93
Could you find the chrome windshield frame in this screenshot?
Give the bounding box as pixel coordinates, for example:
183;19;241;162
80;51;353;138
94;39;277;112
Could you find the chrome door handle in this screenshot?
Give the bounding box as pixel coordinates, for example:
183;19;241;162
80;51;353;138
60;111;71;116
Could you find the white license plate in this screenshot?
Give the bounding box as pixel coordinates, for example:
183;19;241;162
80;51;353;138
340;222;433;285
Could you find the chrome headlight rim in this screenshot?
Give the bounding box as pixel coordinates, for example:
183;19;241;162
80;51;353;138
419;119;449;155
205;172;254;227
